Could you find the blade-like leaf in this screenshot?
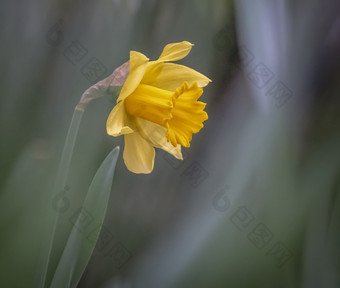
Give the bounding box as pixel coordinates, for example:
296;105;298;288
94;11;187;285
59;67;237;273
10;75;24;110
39;107;84;288
49;146;120;288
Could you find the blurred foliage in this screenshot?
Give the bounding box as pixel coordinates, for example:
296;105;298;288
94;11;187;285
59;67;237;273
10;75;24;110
1;0;340;287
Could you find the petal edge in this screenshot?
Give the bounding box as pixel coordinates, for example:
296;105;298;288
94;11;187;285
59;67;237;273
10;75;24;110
136;118;183;160
106;102;134;136
158;41;193;62
117;51;149;103
142;62;211;91
123;132;155;174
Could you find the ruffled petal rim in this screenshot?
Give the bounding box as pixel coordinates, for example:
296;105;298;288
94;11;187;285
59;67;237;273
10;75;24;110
166;82;208;147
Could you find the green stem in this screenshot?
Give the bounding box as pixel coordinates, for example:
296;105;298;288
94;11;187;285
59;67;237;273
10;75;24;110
39;106;84;288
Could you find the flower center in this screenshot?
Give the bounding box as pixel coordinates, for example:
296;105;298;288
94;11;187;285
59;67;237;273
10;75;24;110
124;82;207;148
124;84;173;127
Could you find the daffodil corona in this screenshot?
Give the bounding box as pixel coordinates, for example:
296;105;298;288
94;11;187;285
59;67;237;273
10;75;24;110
106;41;211;174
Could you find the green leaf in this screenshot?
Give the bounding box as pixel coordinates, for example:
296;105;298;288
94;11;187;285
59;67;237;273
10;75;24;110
49;146;120;288
39;108;84;288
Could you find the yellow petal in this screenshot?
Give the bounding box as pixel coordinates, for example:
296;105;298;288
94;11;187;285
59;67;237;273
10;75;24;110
158;41;193;62
135;118;183;160
117;51;149;103
142;62;211;91
106;102;134;136
123;132;155;174
166;82;208;147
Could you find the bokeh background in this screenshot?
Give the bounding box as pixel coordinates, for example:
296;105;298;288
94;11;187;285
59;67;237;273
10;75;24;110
1;0;340;287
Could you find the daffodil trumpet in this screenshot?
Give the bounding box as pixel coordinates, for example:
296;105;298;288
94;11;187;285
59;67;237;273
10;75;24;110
106;41;211;174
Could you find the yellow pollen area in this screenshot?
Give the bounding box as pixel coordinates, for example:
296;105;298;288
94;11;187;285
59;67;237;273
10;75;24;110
166;82;208;147
124;84;173;127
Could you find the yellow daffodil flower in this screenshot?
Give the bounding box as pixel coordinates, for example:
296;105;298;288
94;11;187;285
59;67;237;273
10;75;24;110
106;41;211;174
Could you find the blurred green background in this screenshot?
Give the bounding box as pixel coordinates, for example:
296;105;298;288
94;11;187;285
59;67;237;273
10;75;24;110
1;0;340;287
